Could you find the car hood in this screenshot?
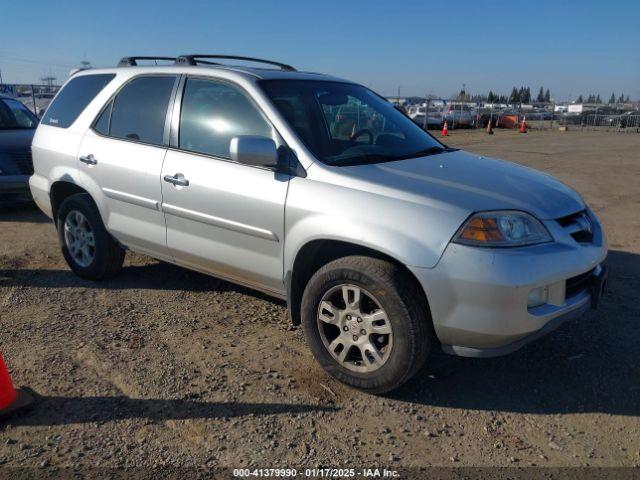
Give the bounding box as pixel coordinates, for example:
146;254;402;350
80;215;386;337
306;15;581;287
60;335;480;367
339;149;584;220
0;129;35;153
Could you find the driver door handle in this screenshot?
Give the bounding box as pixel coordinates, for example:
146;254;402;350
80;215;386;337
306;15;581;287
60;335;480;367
79;154;97;165
163;173;189;187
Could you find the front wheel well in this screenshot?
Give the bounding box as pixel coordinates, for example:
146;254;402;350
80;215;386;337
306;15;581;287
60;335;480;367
287;240;432;329
50;181;90;224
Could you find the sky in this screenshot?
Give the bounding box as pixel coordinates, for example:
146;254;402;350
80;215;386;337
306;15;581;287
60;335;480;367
1;0;639;101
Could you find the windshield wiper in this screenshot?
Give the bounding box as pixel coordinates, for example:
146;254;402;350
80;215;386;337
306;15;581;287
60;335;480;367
389;146;456;162
325;146;458;166
325;153;396;166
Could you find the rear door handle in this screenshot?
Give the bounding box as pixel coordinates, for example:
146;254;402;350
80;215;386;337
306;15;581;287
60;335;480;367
79;154;97;165
163;173;189;187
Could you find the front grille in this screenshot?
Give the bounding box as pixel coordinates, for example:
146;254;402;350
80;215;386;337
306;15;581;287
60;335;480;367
556;210;594;243
9;151;34;175
566;268;594;298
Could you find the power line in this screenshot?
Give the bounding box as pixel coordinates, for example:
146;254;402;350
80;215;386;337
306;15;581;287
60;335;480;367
0;52;78;69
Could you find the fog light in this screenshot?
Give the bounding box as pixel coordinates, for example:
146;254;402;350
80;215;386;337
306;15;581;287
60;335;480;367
527;286;549;308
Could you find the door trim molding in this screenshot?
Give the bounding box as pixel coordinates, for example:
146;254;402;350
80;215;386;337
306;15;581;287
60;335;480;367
102;188;160;210
162;203;279;242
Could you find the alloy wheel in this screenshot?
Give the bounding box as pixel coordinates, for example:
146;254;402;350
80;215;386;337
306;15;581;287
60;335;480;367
317;284;393;373
63;210;96;268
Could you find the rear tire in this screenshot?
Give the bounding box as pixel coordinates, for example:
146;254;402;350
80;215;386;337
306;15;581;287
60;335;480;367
56;193;125;280
301;255;431;394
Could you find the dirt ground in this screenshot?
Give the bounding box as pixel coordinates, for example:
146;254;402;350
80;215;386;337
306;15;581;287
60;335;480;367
0;129;639;474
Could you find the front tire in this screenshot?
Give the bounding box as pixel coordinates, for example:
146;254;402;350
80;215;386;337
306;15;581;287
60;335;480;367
57;193;125;280
301;256;431;394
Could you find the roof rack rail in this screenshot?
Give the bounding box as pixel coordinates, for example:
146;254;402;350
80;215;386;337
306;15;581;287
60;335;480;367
118;56;177;67
174;55;296;71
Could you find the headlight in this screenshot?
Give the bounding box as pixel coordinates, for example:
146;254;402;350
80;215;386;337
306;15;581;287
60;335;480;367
453;210;552;247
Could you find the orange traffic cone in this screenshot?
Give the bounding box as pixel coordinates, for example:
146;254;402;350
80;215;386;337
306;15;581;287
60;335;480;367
0;353;35;421
486;117;494;134
519;115;527;133
442;121;449;136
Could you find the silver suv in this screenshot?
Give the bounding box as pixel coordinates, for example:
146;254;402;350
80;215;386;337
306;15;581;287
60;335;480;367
30;55;608;393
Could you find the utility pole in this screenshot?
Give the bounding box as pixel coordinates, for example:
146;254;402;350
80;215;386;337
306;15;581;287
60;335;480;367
41;75;57;90
31;85;37;116
423;94;430;130
490;104;493;130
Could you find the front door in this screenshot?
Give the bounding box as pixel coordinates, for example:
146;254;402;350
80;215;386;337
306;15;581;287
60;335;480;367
161;77;289;293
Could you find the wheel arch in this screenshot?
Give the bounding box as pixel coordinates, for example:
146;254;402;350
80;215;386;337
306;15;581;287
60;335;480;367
48;164;109;224
285;239;433;331
50;180;91;225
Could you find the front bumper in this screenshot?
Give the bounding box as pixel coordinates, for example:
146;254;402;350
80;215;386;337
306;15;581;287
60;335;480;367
0;174;30;192
0;174;31;202
409;215;607;357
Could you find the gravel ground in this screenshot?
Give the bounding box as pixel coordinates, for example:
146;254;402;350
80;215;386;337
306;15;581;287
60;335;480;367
0;129;639;474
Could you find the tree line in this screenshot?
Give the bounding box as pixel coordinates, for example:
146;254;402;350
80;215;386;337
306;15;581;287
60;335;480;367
575;93;630;104
457;86;632;105
462;86;552;104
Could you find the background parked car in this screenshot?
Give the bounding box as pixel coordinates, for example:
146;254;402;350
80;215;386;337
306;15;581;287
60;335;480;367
621;110;640;128
0;94;38;204
409;106;443;129
412;111;442;129
442;104;475;128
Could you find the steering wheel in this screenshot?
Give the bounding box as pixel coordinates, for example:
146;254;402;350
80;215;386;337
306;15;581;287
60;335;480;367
349;128;374;145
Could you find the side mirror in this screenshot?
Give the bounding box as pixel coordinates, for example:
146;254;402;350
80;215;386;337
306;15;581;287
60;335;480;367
230;136;279;169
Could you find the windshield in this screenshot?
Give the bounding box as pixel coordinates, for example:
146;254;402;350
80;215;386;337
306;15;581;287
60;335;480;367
260;80;450;166
0;98;38;130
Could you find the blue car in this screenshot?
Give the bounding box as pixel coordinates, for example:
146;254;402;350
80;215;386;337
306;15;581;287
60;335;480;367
0;94;38;204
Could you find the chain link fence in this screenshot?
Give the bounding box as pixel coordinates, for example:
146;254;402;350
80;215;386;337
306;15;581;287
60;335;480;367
408;102;559;131
405;100;640;133
582;114;640;132
0;83;60;118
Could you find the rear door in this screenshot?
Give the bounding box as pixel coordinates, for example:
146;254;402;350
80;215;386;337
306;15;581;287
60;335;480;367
160;77;289;293
78;75;178;257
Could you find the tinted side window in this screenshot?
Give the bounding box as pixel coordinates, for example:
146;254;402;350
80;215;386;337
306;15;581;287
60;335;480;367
110;76;176;145
42;74;115;128
179;78;273;158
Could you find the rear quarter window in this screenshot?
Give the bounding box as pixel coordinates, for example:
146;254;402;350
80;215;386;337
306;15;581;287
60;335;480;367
42;74;116;128
108;76;176;145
